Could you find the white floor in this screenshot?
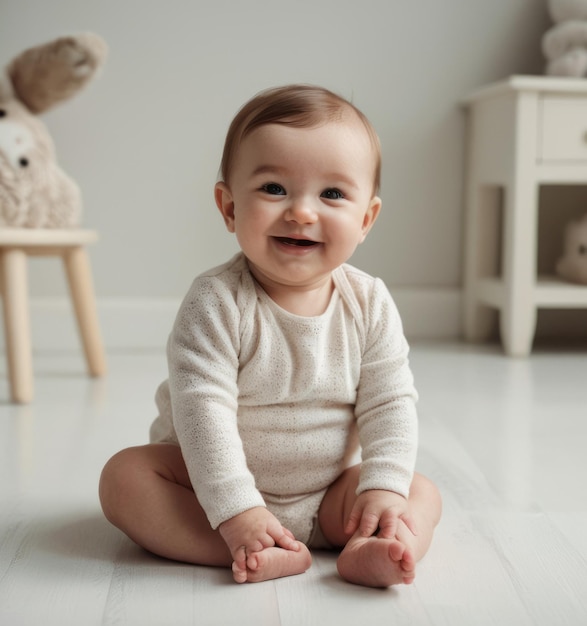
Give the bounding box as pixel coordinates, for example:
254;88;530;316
1;341;587;626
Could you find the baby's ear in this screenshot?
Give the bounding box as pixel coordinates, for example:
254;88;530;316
360;196;381;242
214;182;236;233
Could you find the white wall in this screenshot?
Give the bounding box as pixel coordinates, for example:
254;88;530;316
0;0;551;349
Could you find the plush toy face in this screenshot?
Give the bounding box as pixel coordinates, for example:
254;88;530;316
0;106;36;168
0;33;106;228
0;99;80;227
556;215;587;284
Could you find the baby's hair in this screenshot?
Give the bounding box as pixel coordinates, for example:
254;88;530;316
219;84;381;193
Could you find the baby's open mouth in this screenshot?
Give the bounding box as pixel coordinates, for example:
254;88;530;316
275;237;318;247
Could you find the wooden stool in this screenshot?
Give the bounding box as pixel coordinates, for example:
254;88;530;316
0;229;106;403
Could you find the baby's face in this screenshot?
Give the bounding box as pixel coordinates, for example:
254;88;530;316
215;117;381;299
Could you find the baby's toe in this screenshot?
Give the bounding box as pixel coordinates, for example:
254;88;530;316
232;561;248;584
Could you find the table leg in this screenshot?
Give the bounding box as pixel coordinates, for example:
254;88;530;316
500;177;539;357
463;183;500;342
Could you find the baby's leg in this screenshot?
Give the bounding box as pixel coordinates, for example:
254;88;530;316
318;467;441;588
99;443;232;566
100;444;311;583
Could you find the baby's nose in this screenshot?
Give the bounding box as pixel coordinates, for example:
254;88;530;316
285;199;318;223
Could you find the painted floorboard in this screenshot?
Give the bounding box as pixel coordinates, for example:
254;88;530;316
1;344;586;625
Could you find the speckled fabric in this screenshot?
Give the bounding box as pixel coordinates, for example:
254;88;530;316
150;253;418;542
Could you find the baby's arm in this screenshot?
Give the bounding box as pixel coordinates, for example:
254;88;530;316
168;277;267;532
345;489;417;540
354;279;419;531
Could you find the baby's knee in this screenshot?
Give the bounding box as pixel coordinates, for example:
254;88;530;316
99;446;145;521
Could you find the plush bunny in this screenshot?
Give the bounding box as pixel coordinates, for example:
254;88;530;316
556;214;587;284
0;33;107;228
542;0;587;76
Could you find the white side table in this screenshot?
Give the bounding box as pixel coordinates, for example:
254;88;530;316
463;75;587;356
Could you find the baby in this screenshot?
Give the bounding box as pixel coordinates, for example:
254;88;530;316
99;84;441;587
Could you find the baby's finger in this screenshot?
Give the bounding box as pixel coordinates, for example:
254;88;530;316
277;535;300;551
272;526;300;551
376;514;399;539
358;510;381;537
344;506;363;535
400;512;418;536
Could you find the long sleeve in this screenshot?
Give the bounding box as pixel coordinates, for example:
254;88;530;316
353;278;418;498
166;270;265;529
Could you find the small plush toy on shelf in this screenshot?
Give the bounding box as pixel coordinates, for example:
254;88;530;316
0;33;107;228
542;0;587;76
556;214;587;284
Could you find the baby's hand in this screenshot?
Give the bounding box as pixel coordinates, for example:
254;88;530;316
219;507;300;574
345;489;417;540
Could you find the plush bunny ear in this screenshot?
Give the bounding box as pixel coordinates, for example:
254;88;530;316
7;33;107;114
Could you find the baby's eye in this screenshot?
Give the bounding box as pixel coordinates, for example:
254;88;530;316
321;188;344;200
262;183;286;195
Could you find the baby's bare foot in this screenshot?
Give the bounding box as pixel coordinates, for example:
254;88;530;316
337;535;416;588
232;541;312;583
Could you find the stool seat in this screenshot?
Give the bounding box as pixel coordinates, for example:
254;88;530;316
0;228;106;403
0;228;100;247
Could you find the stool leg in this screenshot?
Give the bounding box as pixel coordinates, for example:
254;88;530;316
62;246;107;377
1;249;34;403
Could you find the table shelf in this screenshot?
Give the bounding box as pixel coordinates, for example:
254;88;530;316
477;276;587;308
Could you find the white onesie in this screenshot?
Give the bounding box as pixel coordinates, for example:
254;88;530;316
150;253;418;544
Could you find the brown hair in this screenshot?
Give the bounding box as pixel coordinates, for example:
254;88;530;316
219;84;381;192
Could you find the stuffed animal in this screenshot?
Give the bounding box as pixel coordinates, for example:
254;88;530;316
556;214;587;284
542;0;587;76
0;34;107;228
